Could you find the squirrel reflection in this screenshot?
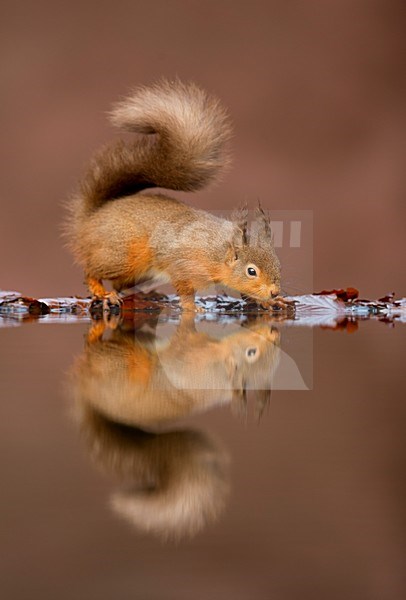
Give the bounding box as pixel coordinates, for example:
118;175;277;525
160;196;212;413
74;314;281;424
70;314;281;539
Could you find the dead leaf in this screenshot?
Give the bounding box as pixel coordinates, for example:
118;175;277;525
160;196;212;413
314;287;359;301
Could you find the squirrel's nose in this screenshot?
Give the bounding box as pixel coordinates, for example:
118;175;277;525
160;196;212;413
269;285;280;298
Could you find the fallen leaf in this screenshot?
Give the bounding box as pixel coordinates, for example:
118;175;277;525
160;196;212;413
314;287;359;301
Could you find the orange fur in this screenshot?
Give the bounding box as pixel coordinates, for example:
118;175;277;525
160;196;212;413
87;277;107;297
111;236;154;291
127;346;156;385
128;236;153;274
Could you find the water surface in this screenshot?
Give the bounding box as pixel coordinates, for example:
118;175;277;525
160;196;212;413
0;312;405;600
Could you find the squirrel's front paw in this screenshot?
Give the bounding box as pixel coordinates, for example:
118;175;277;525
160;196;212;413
265;296;296;313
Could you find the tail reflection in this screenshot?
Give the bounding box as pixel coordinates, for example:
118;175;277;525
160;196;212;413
79;406;229;539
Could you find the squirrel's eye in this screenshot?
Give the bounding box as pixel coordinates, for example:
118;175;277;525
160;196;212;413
245;346;259;362
246;266;257;277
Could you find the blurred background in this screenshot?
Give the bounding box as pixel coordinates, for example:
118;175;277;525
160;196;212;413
1;0;405;297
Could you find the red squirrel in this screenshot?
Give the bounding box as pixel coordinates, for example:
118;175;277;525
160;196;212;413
67;80;281;311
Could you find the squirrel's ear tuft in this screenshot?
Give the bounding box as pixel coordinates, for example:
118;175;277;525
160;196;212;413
225;225;246;264
232;225;247;252
252;201;273;246
231;205;249;246
225;241;238;265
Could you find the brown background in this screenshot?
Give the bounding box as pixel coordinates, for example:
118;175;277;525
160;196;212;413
1;0;405;298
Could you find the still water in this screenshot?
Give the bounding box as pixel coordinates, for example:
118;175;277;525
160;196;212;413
0;310;405;600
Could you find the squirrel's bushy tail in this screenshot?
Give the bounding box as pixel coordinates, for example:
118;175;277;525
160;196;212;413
79;79;232;214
